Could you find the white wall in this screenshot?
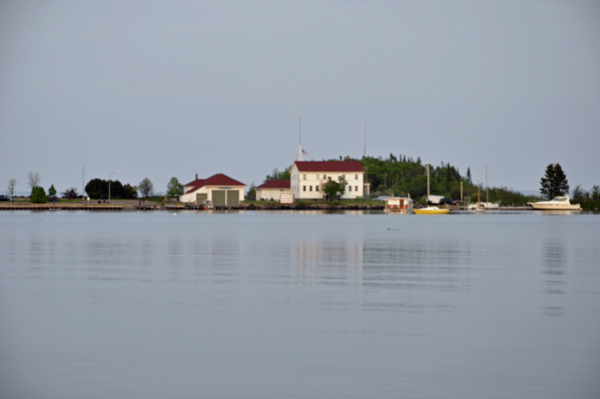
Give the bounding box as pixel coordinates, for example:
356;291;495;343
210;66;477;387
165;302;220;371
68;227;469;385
291;166;364;200
291;166;300;199
180;186;244;204
257;188;290;201
180;186;208;203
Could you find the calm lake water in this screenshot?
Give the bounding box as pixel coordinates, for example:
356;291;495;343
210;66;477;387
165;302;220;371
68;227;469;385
1;210;599;399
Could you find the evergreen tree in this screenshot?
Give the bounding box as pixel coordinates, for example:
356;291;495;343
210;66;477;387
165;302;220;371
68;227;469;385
592;185;600;201
264;167;291;182
48;184;57;197
467;167;472;183
540;163;569;199
553;163;569;196
30;186;47;203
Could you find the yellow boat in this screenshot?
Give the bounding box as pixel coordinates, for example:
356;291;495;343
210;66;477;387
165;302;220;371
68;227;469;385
413;207;450;215
415;163;450;215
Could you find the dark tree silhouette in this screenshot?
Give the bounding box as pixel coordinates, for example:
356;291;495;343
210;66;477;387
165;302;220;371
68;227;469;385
540;163;569;199
62;187;79;199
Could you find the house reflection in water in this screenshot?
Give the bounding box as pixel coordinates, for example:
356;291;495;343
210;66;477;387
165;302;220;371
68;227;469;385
292;238;364;286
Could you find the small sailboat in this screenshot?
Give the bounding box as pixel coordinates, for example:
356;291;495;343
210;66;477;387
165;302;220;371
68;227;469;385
413;163;449;215
468;166;499;211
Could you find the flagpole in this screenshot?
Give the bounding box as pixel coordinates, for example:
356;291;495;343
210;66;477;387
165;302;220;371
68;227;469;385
364;122;367;158
298;116;303;161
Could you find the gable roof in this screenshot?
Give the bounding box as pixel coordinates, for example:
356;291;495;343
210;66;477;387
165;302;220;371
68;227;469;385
256;180;291;189
294;161;364;173
184;173;245;194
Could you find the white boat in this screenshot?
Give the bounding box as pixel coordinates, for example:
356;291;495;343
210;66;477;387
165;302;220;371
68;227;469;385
528;195;581;211
468;167;500;211
467;202;499;211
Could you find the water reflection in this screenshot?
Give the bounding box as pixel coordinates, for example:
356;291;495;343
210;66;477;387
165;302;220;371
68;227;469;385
1;212;600;399
541;238;567;317
293;238;364;286
359;239;471;312
363;240;470;289
28;234;56;280
534;210;581;215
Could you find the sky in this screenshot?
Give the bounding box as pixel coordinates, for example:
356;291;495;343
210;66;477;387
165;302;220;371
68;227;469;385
1;0;599;196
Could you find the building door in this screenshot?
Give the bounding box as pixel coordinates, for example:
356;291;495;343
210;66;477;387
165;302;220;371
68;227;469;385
196;193;207;204
212;190;226;206
226;190;239;206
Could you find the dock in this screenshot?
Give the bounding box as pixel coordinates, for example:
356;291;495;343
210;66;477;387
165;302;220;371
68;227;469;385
0;203;123;211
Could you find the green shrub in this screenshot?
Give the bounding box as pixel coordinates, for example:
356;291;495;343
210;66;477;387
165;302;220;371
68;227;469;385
31;186;47;203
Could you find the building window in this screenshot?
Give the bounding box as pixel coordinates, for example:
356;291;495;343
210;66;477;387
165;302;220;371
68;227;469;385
355;186;358;191
303;186;306;191
309;186;313;191
303;174;306;180
323;175;326;179
349;186;352;192
355;175;358;180
342;174;345;179
315;186;319;191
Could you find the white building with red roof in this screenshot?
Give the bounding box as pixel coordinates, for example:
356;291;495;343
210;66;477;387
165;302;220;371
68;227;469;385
290;161;365;200
255;180;291;201
180;173;246;206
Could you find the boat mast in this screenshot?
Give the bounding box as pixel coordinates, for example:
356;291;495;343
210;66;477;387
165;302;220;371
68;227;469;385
485;165;489;204
427;162;430;202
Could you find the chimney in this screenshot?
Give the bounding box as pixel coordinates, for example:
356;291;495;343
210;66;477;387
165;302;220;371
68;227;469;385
196;173;198;180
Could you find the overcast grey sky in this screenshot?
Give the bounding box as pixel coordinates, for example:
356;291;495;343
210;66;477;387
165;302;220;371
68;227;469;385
1;0;599;195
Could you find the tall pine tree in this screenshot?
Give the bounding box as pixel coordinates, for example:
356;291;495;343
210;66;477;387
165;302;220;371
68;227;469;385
540;163;569;199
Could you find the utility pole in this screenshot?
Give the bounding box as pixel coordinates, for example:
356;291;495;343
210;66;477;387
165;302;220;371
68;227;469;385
427;162;430;201
82;167;85;201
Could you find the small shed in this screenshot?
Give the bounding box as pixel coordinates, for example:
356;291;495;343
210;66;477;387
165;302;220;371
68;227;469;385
256;180;291;201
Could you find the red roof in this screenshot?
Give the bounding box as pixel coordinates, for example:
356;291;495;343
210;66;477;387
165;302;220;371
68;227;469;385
184;173;245;194
256;180;291;189
294;161;364;173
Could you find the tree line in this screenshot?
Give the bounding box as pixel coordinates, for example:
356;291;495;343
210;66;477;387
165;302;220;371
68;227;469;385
4;172;186;203
260;155;536;205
